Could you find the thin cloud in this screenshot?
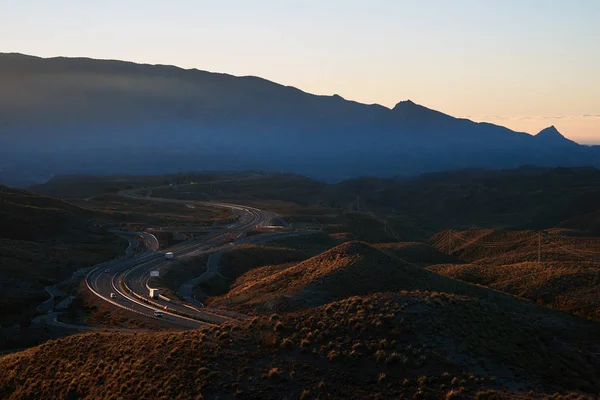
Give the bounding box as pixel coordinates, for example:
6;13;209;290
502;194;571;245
465;115;600;121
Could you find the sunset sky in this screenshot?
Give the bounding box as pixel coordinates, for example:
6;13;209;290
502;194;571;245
2;0;599;143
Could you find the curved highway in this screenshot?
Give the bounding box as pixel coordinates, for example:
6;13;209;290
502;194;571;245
85;185;287;329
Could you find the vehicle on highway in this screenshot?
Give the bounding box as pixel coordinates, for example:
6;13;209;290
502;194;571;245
104;269;110;273
154;311;164;318
110;293;116;299
165;252;174;260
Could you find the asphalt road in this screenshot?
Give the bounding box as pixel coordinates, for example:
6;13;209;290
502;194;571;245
85;184;288;329
177;229;317;313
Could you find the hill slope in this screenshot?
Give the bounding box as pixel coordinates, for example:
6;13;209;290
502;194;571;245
0;185;95;240
375;242;462;266
28;166;600;239
211;241;501;312
2;292;599;399
0;186;126;328
1;53;599;185
329;166;600;236
428;228;600;320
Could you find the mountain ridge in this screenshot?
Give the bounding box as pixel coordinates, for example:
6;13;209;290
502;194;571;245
0;52;555;139
1;52;598;185
534;125;578;146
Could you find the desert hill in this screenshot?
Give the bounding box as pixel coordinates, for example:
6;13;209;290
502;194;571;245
427;228;600;320
30;166;600;240
375;242;461;267
428;228;539;261
0;185;96;240
430;261;600;321
219;244;310;280
329;166;600;236
2;292;599;399
210;241;509;312
0;186;126;328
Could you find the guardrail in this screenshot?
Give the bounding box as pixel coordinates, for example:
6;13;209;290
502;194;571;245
92;189;282;326
84;268;165;322
121;276;218;324
82;237;198;326
84;228;228;325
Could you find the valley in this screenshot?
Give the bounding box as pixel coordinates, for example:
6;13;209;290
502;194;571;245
3;4;599;398
2;168;600;399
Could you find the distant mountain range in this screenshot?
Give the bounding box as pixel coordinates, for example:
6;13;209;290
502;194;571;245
1;53;598;185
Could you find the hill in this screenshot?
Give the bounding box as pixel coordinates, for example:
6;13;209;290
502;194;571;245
375;242;462;267
210;241;505;313
2;292;599;399
184;238;460;304
430;261;600;321
2;53;600;186
31;166;600;241
0;185;95;240
0;186;126;329
427;228;600;320
327;166;600;236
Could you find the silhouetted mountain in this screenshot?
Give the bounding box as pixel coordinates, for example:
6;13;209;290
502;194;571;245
534;125;579;147
1;53;598;185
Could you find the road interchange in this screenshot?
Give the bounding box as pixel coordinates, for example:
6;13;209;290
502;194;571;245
84;185;306;329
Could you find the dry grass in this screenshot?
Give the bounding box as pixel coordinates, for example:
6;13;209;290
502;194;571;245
0;186;125;327
70;194;232;231
375;242;462;267
0;231;127;328
192;237;342;300
2;292;599;399
255;231;343;257
219;244;310;280
209;241;507;313
428;228;600;320
429;261;600;320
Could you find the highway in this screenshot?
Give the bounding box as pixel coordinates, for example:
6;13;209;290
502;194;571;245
84;184;296;329
177;228;316;312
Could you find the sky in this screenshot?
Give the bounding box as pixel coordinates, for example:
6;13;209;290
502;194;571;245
1;0;599;143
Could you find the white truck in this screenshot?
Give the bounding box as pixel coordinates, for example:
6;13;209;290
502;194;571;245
165;252;174;260
149;288;160;299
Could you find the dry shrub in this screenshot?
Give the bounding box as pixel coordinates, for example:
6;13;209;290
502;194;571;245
260;332;278;348
267;368;281;380
374;349;387;363
280;338;294;350
385;352;401;365
274;321;285;332
445;389;461;400
327;350;341;362
300;390;311;400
